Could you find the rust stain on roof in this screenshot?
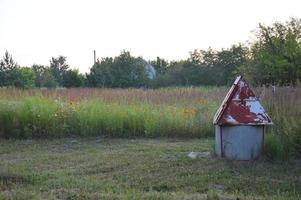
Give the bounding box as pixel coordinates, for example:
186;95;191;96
213;76;272;125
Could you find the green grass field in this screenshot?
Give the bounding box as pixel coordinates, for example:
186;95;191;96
1;138;300;200
0;87;300;199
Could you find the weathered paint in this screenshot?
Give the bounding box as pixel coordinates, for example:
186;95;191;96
213;76;272;125
215;125;264;160
213;76;272;160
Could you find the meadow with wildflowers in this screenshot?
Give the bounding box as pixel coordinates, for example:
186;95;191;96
0;86;300;159
0;87;221;139
0;87;301;199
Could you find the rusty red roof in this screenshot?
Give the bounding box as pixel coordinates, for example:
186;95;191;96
213;76;272;125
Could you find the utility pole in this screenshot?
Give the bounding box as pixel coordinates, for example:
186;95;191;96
93;50;96;65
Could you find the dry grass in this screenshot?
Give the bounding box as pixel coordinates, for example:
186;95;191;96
0;87;226;105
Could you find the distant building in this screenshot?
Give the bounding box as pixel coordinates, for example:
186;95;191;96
140;59;156;79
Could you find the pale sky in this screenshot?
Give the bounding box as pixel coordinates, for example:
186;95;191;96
0;0;300;73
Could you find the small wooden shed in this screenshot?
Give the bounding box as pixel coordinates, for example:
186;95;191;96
213;76;272;160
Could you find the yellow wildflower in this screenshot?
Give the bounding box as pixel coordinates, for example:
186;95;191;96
199;98;208;105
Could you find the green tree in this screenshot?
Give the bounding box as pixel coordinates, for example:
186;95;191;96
14;67;36;89
63;69;84;88
40;68;58;88
188;45;248;85
50;56;69;86
214;45;249;85
112;51;148;87
150;57;168;75
32;65;58;88
32;64;46;87
249;18;301;85
0;51;19;86
87;57;114;87
87;51;149;88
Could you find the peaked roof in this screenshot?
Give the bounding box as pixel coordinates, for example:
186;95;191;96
213;76;272;125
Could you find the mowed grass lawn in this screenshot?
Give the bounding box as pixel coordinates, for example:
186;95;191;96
0;138;300;200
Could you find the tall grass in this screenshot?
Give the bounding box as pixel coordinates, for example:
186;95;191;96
0;96;215;138
260;87;301;159
0;87;300;159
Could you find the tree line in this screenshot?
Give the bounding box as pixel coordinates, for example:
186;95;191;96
0;53;85;88
1;18;300;89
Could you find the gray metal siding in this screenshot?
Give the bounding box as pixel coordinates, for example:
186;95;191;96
215;125;222;157
222;125;263;160
215;125;264;160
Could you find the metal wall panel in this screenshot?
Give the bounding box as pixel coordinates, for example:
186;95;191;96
215;125;222;157
217;125;263;160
